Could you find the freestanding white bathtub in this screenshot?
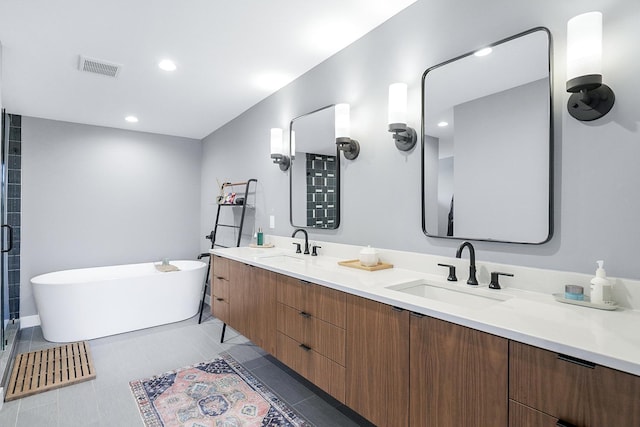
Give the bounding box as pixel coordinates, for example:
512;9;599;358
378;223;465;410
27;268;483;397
31;260;207;342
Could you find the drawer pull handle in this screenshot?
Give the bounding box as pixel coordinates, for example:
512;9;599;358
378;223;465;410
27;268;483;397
215;276;225;280
557;353;596;369
299;311;311;318
299;279;311;285
216;298;224;302
556;419;577;427
410;312;426;318
299;344;312;351
392;306;405;312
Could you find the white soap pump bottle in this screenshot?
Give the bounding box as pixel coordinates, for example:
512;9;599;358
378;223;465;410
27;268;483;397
590;260;613;305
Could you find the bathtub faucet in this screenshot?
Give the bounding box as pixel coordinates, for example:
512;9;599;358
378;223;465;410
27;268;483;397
291;229;310;255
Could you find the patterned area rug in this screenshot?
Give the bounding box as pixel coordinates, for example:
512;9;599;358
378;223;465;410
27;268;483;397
129;353;310;427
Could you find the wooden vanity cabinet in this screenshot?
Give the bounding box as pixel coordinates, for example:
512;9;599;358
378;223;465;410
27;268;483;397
345;295;410;427
509;401;559;427
409;314;508;427
210;255;230;324
276;274;347;402
225;260;277;355
212;258;640;427
509;341;640;427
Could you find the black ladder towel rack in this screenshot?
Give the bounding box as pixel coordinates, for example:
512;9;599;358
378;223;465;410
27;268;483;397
197;179;257;326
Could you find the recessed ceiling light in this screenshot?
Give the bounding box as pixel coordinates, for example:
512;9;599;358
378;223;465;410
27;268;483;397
125;116;139;123
437;121;449;127
158;59;177;71
474;47;493;57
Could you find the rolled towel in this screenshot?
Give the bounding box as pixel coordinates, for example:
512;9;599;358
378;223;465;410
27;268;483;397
155;263;180;272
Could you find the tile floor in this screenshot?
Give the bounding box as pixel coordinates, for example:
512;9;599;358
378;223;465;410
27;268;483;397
0;308;372;427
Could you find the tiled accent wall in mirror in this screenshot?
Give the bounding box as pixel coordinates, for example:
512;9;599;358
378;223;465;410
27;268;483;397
306;153;337;228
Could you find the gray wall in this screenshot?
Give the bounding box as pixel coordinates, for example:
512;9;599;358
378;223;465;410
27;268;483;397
22;117;202;316
201;0;640;280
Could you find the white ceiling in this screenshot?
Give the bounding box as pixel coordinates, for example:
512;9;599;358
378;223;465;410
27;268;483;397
0;0;416;139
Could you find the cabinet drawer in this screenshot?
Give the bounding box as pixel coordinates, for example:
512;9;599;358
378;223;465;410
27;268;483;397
510;341;591;425
212;255;230;280
277;303;345;366
277;303;305;342
509;401;558;427
510;341;640;427
277;274;346;327
277;274;303;309
212;276;229;300
307;313;345;366
307;285;346;328
276;332;345;403
212;298;229;324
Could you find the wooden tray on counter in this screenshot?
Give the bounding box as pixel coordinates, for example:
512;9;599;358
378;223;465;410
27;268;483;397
338;259;393;271
248;243;275;248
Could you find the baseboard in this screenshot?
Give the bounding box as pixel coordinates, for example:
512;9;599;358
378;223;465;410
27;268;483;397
19;314;41;329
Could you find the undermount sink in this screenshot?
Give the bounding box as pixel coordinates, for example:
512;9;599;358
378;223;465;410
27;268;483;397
387;280;510;309
257;254;307;265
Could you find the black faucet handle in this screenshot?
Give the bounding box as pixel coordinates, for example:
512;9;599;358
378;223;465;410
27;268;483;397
437;263;458;281
311;245;321;256
292;242;302;253
489;271;514;290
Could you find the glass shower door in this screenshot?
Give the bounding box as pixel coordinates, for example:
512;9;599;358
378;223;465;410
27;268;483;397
1;109;11;350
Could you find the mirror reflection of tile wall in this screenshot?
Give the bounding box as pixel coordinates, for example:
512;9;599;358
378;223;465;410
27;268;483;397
306;153;337;228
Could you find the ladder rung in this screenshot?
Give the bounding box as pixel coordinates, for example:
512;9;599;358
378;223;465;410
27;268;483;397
222;181;248;188
217;224;240;228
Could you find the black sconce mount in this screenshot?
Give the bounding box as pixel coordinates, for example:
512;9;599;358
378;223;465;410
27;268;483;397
336;137;360;160
388;123;417;151
566;74;615;121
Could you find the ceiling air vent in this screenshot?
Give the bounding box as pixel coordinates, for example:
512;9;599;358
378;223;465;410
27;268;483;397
78;55;122;78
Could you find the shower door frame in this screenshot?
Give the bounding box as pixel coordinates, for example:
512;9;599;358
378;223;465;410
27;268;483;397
0;109;9;350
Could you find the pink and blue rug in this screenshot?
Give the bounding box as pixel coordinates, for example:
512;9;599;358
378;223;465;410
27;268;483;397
129;353;310;427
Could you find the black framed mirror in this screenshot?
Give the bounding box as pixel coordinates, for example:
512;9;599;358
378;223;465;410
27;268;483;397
289;105;340;229
421;27;553;244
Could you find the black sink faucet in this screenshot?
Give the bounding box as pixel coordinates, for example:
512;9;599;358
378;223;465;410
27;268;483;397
291;229;310;255
456;241;478;286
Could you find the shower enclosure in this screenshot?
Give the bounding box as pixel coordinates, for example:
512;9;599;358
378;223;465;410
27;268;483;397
1;109;14;350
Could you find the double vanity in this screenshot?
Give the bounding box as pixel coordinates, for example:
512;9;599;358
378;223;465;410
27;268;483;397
211;237;640;427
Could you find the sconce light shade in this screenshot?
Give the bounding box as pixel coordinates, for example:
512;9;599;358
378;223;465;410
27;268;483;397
388;83;417;151
335;103;351;139
335;103;360;160
388;83;407;124
270;128;283;155
270;127;290;171
567;11;602;84
566;11;615;121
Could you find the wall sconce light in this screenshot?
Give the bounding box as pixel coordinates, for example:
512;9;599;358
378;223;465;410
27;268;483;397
388;83;417;151
270;128;290;171
566;11;615;121
335;103;360;160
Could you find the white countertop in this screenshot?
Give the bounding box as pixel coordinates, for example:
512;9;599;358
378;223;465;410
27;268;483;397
211;243;640;377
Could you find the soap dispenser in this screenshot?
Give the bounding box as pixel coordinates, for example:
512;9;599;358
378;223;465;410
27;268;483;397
590;260;613;305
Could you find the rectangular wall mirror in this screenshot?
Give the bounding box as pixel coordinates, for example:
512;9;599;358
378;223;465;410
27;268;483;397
422;27;553;244
290;105;340;229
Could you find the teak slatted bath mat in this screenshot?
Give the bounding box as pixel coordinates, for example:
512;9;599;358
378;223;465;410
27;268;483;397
5;341;96;401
